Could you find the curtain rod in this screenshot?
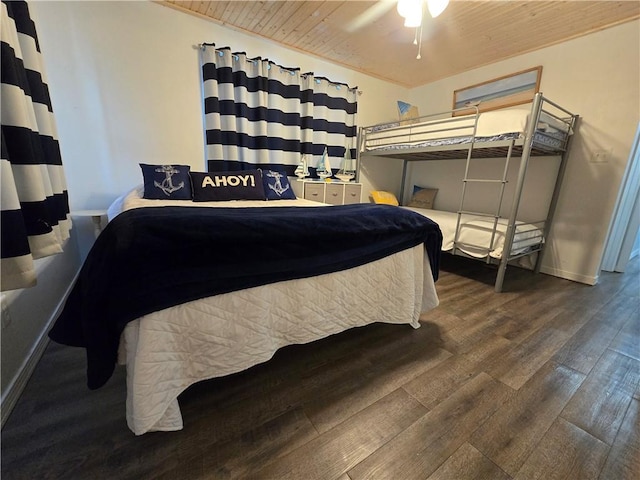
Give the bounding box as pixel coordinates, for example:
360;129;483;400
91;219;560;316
197;43;362;95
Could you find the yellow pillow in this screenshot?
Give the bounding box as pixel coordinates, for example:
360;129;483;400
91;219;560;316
370;191;399;206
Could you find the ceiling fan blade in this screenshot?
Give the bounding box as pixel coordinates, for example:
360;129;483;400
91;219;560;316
344;0;397;33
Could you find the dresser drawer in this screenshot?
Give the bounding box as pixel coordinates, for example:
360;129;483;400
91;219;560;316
324;183;344;205
303;183;325;202
300;180;362;205
343;183;362;204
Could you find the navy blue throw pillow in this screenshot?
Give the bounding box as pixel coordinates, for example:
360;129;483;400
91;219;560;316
190;170;266;202
261;169;297;200
140;164;192;200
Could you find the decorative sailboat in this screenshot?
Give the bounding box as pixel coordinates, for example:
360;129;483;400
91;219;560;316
316;147;332;181
294;154;310;180
335;147;356;182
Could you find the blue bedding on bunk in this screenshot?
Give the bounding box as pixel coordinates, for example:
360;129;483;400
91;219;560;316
49;203;442;389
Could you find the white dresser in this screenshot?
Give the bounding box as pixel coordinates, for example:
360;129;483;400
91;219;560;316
292;180;362;205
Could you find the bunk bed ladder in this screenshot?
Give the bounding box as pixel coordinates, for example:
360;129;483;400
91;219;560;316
452;118;515;276
453;144;515;258
452;111;480;257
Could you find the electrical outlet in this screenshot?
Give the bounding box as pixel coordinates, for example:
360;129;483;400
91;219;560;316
1;295;11;330
590;150;611;164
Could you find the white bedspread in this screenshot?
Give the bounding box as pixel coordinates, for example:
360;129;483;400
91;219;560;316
403;207;543;259
119;244;436;435
108;186;439;435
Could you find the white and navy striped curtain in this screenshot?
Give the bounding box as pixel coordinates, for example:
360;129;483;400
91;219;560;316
1;0;71;291
200;44;358;176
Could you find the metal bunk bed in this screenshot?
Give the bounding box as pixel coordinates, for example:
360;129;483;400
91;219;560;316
358;93;579;292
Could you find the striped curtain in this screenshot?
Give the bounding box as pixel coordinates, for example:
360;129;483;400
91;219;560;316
1;0;71;291
200;44;358;176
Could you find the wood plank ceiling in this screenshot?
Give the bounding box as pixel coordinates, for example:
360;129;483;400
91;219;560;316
159;1;640;87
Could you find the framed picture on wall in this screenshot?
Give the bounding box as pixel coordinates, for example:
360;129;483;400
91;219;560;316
452;66;543;116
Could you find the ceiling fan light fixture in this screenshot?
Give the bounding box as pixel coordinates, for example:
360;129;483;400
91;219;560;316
398;0;423;27
396;0;416;18
403;11;422;28
397;0;449;26
427;0;449;18
396;0;449;60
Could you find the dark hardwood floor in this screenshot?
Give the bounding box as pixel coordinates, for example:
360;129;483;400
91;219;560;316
2;255;639;479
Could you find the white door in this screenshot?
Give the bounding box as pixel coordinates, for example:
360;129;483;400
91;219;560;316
601;122;640;272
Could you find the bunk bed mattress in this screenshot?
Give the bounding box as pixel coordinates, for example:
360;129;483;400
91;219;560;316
364;107;570;151
403;207;543;259
97;187;440;435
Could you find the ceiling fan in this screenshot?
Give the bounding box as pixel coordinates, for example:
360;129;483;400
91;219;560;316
345;0;450;59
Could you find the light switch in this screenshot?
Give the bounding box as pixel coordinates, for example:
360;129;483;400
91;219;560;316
590;150;610;164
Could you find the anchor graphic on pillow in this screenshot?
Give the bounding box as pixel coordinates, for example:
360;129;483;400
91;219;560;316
154;165;185;196
265;170;290;197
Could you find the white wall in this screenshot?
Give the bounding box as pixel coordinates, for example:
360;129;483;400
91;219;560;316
0;236;80;412
401;20;640;285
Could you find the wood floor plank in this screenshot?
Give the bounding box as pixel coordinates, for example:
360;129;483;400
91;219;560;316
480;307;553;344
403;334;514;410
563;270;633;311
617;272;640;298
304;343;452;434
181;350;374;446
598;398;640;480
425;442;511;480
445;286;508;318
444;308;515;350
199;407;319;479
469;361;585;477
495;279;576;324
348;373;513;480
551;292;637;375
180;324;424;444
442;277;573;356
560;348;640;445
484;325;572;390
514;417;609;480
99;434;206;480
419;307;464;334
250;388;427;480
608;312;640;361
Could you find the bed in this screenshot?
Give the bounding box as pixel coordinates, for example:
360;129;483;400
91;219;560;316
403;208;543;261
360;93;578;291
50;184;442;435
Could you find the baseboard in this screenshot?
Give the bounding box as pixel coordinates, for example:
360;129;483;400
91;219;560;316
1;268;80;429
539;265;598;286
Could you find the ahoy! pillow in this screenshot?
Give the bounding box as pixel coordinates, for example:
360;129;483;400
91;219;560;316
190;170;266;202
140;164;192;200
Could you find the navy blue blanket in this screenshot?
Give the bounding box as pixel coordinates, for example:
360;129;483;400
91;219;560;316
49;203;442;389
